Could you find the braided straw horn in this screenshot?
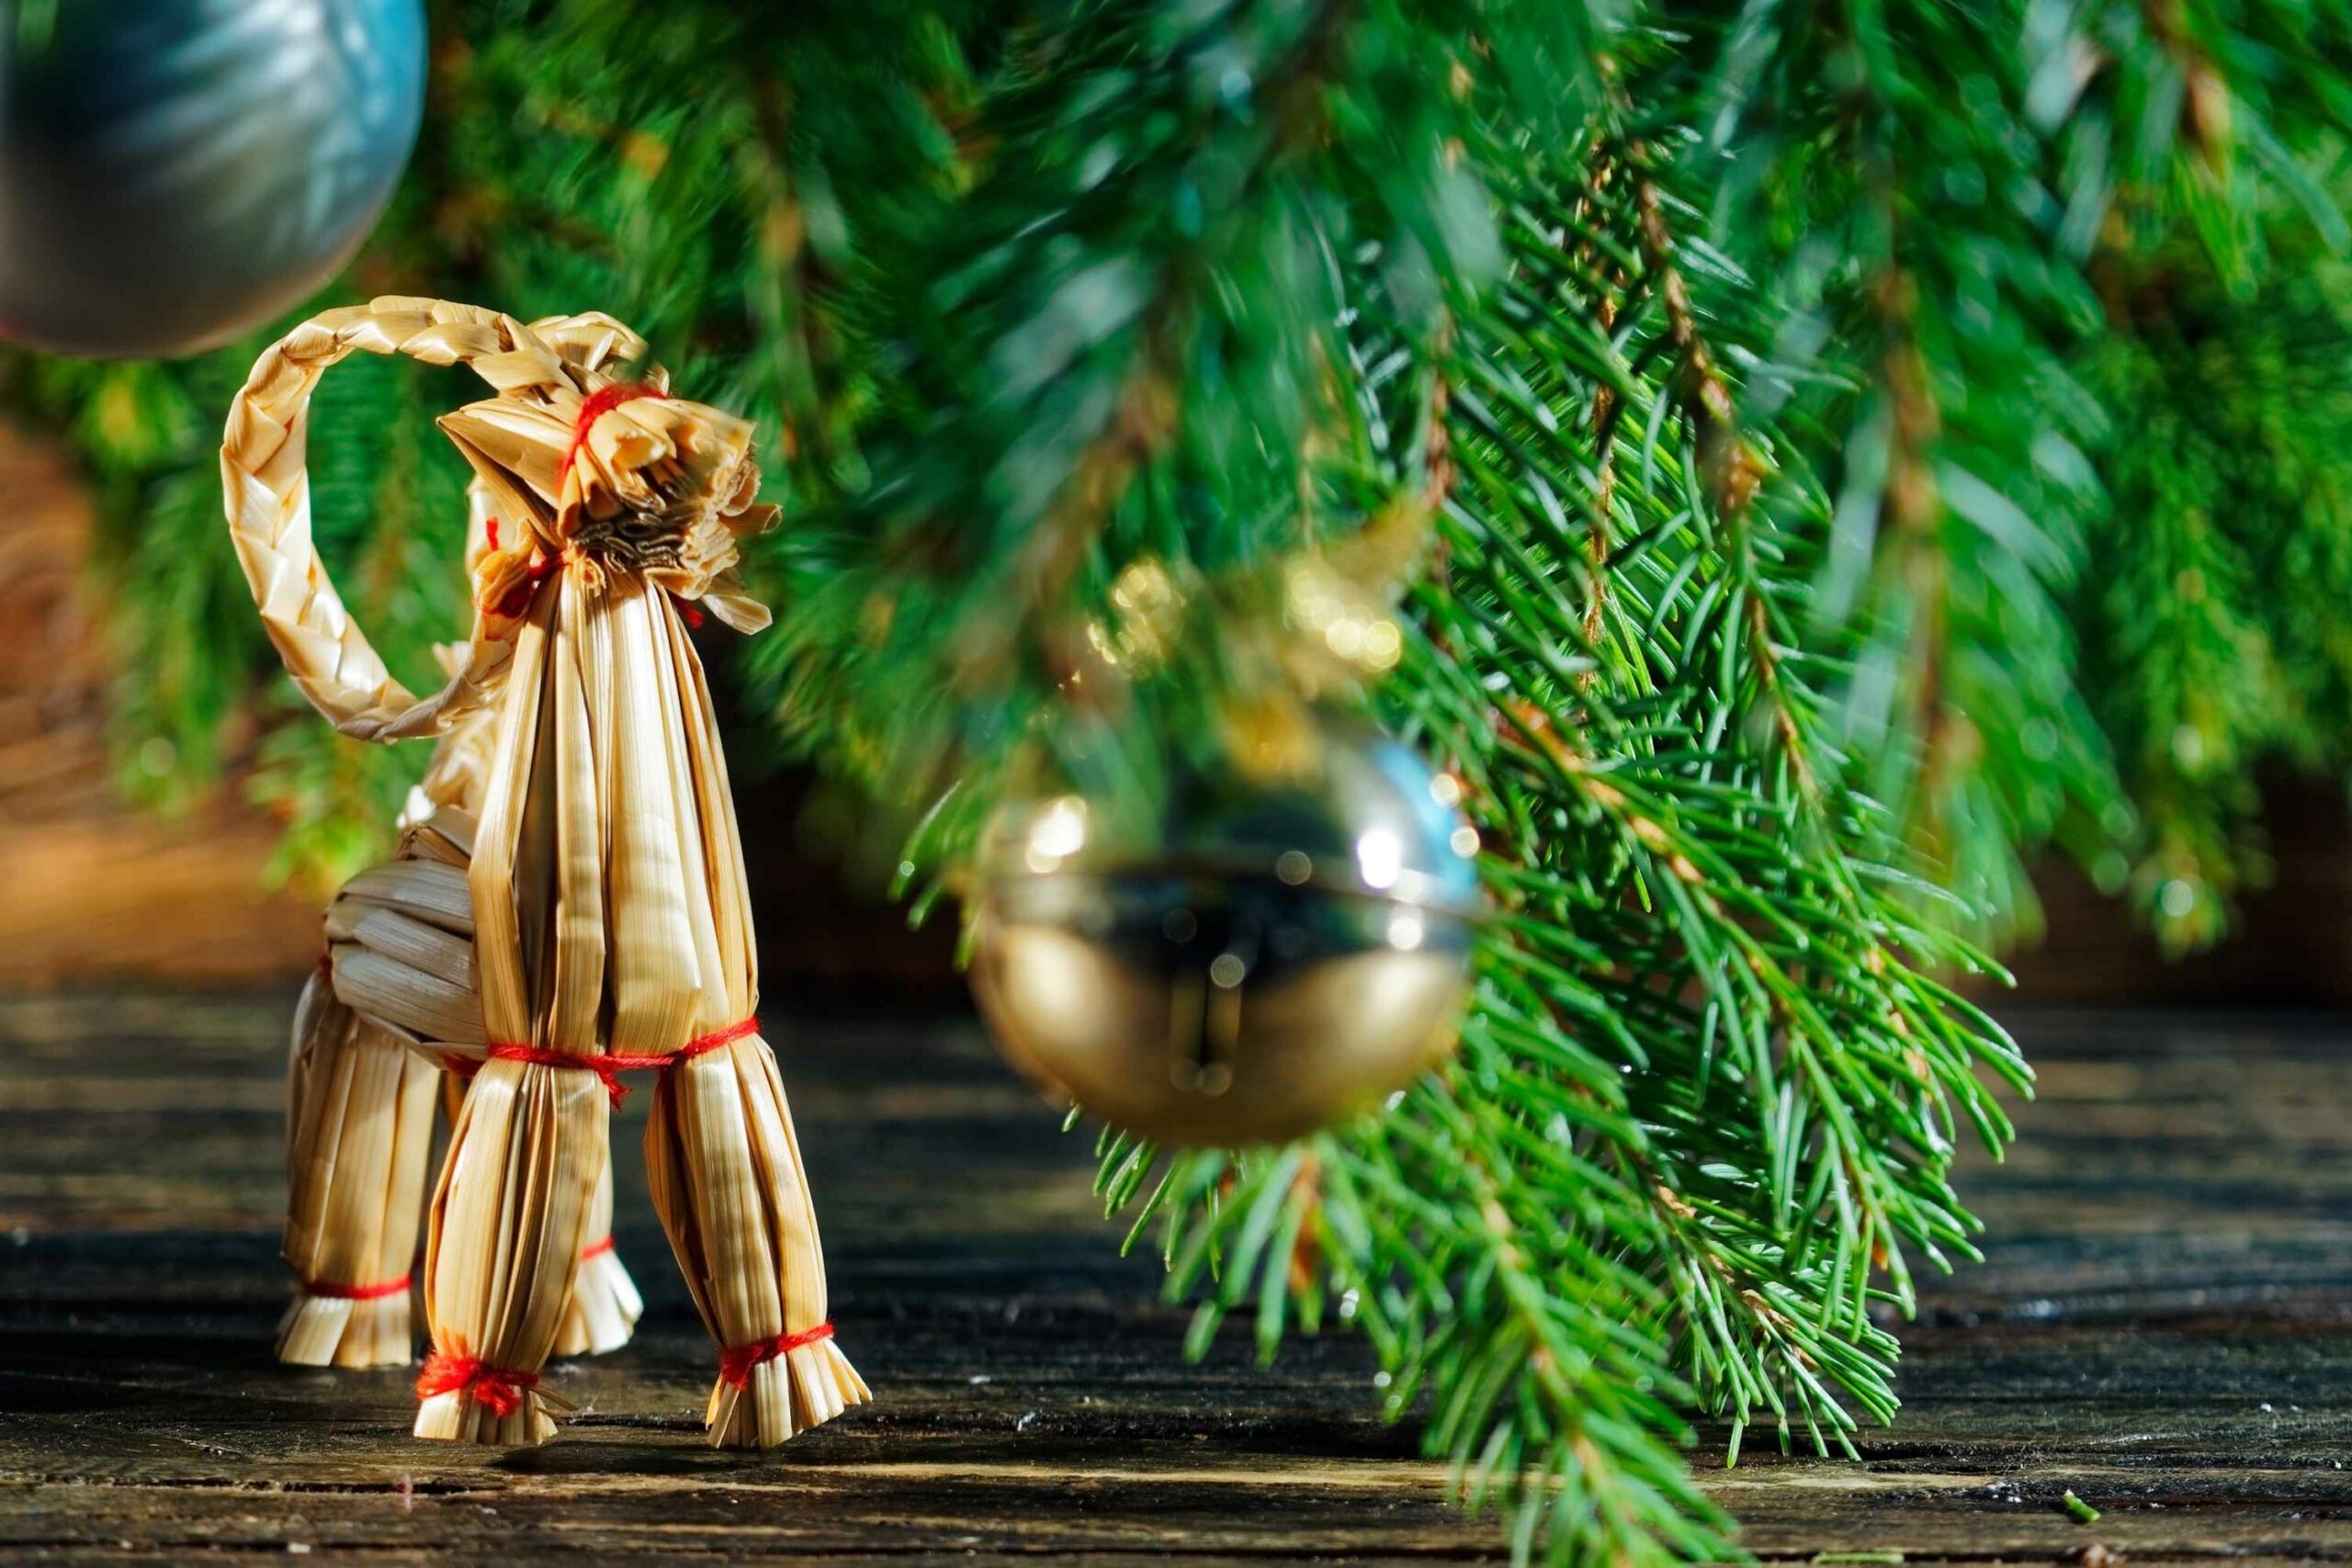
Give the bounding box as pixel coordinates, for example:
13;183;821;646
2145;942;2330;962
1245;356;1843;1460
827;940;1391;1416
220;296;648;741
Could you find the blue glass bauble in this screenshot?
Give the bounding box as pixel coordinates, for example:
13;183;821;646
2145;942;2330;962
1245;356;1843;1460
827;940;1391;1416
0;0;425;357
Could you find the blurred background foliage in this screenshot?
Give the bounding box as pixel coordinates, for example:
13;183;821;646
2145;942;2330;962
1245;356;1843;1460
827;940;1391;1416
12;1;2352;1561
5;1;2349;947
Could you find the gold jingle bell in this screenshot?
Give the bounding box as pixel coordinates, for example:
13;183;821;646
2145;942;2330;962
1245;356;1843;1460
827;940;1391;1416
967;724;1484;1146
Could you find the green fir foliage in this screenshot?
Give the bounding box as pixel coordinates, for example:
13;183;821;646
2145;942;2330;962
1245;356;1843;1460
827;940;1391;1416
9;1;2352;1561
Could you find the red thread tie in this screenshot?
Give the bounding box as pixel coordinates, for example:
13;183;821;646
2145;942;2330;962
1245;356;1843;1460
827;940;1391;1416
303;1273;411;1302
416;1349;539;1419
492;549;559;621
579;1235;616;1262
561;382;668;482
478;1017;762;1106
673;1015;762;1061
483;1043;630;1103
718;1323;835;1389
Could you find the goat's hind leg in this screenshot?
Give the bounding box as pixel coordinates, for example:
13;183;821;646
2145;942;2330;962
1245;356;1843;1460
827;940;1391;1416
555;1156;642;1356
279;970;440;1368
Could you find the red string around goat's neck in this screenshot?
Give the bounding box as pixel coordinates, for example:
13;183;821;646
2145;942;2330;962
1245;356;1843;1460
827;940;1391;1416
473;383;670;619
492;547;561;621
470;1016;761;1106
561;382;668;483
303;1272;411;1302
718;1323;835;1389
415;1349;539;1419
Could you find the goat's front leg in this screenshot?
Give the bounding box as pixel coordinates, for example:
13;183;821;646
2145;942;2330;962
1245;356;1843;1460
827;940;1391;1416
646;1027;868;1449
413;1058;607;1445
431;1020;642;1363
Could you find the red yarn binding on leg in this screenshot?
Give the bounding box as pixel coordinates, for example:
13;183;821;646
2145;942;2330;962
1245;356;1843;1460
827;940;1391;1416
415;1349;539;1419
671;1015;761;1063
478;1017;762;1107
302;1272;411;1302
718;1323;835;1389
605;1015;761;1072
579;1235;616;1262
484;1043;630;1103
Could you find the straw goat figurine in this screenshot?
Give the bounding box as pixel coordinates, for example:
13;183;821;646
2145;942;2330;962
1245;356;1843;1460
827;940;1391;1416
222;297;866;1447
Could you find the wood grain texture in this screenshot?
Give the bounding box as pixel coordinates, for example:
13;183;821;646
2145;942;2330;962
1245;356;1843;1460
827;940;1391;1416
2;994;2349;1563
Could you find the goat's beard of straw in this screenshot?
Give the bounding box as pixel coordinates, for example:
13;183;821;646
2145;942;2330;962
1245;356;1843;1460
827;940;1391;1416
565;445;764;594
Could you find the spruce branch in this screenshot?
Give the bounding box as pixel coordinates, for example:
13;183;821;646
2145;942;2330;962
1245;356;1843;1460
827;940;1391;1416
1426;147;2030;1475
1072;120;2035;1561
1666;0;2129;929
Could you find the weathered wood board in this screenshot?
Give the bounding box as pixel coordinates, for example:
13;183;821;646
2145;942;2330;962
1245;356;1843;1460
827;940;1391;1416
2;994;2348;1562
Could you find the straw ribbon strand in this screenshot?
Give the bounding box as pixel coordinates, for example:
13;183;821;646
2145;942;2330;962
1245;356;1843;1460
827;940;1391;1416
718;1323;836;1389
415;1349;540;1419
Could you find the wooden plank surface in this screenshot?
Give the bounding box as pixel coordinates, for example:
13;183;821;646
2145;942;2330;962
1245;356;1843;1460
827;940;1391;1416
2;994;2349;1563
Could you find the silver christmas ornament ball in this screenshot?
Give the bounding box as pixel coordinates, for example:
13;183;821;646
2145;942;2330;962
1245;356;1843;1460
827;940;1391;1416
0;0;426;357
969;723;1485;1147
